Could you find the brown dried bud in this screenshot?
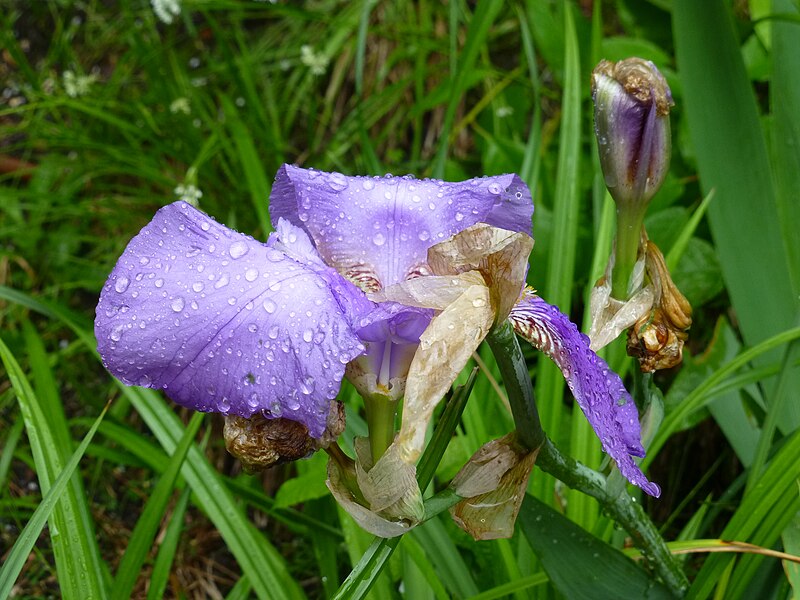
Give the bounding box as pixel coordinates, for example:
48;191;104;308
224;401;346;473
627;241;692;372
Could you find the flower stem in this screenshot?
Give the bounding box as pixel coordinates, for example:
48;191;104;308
488;321;689;596
611;208;645;300
486;322;545;451
536;438;688;596
364;395;398;464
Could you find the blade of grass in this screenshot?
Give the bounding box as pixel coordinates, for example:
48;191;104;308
533;5;581;507
772;0;800;297
0;419;24;493
0;286;304;600
687;428;800;599
112;412;205;599
0;351;108;599
10;326;109;600
431;0;505;178
673;0;800;428
147;485;192;600
645;326;800;465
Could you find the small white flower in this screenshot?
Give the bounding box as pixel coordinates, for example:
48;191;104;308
151;0;181;25
300;45;329;76
496;106;514;118
169;97;191;115
174;183;203;206
62;70;97;98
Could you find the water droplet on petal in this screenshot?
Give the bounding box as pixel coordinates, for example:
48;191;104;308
245;268;258;282
229;241;249;259
110;324;124;341
302;329;313;343
171;297;185;312
192;282;204;292
327;172;348;191
263;299;276;313
373;232;386;246
214;274;230;289
154;278;164;288
114;277;130;293
200;221;210;231
362;179;374;190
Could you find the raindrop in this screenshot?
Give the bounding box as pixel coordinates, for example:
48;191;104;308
372;232;386;246
269;280;281;291
154;278;164;288
139;257;150;265
418;230;430;241
455;212;465;221
245;268;258;282
488;182;502;195
218;397;231;413
263;299;276;313
229;241;249;259
171;297;185;312
200;221;210;231
110;324;124;341
114;276;130;293
248;393;259;408
362;179;374;190
302;329;314;343
248;323;258;333
192;282;204;292
327;172;348;191
214;274;230;289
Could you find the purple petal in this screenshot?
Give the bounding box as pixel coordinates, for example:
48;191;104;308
270;164;533;288
95;201;365;438
508;290;660;497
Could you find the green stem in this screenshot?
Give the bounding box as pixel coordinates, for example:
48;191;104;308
364;395;399;464
488;322;689;597
486;322;545;451
611;208;645;300
536;438;688;596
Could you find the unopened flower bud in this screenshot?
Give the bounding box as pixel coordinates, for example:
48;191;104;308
592;58;673;209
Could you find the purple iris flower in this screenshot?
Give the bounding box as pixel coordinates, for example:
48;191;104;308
95;164;658;496
95;165;532;437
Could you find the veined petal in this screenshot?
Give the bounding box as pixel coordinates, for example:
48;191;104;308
508;290;660;497
95;201;365;438
270;164;533;288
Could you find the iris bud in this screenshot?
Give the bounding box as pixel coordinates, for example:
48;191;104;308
592;58;673;209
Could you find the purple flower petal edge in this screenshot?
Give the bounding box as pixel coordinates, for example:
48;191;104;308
269;164;534;288
508;290;660;497
95;201;366;438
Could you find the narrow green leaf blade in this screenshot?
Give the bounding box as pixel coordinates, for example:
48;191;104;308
0;346;108;599
673;0;800;426
112;412;205;599
518;494;672;600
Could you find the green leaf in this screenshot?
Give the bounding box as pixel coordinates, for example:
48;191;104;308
274;451;329;508
0;354;108;599
772;0;800;297
112;412;205;599
673;0;800;424
517;494;672;600
0;286;303;600
147;486;192;600
4;327;110;600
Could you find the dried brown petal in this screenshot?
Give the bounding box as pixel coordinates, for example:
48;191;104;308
450;433;538;540
627;241;692;372
224;401;345;473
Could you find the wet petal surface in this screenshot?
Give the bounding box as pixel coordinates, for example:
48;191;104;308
270;164;534;288
95;202;365;438
508;290;660;497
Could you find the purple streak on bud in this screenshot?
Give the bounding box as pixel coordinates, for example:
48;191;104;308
592;58;673;209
